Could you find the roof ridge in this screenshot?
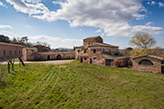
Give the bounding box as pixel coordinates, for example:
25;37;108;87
83;36;101;40
133;54;163;60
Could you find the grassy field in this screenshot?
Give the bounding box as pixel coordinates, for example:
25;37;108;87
0;61;164;109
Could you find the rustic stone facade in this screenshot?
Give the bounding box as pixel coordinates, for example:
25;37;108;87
75;36;121;66
22;47;75;61
132;55;164;73
0;42;24;61
22;47;38;61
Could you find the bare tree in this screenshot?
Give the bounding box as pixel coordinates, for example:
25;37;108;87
0;60;7;82
129;33;156;49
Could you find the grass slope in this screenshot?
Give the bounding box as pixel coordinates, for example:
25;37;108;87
0;61;164;108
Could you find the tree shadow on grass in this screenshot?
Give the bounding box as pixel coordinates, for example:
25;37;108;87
9;70;18;75
0;81;7;89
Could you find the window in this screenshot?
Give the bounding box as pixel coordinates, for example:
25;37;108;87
19;51;20;54
139;59;153;66
162;61;164;64
93;57;97;60
78;50;80;53
88;42;90;45
15;51;16;54
84;50;87;53
109;49;110;53
103;49;105;52
3;50;5;55
10;50;11;55
84;58;87;60
93;49;96;53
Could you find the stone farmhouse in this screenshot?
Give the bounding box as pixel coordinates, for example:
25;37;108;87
0;42;24;61
22;47;75;61
75;36;124;66
0;42;75;61
75;36;164;74
132;55;164;73
1;36;164;74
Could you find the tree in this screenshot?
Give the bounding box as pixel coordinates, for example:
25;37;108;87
0;35;11;43
131;48;151;57
126;47;133;51
129;33;156;49
34;41;50;52
12;37;17;44
151;46;164;57
17;36;29;45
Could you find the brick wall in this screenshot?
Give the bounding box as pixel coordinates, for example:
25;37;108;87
132;56;162;73
22;48;38;61
0;43;23;60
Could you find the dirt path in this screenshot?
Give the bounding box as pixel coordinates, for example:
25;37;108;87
0;59;75;65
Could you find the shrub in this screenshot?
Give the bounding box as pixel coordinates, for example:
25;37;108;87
114;60;119;67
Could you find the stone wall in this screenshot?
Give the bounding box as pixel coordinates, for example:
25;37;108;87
88;48;104;65
132;56;162;73
22;47;75;61
22;47;38;61
38;52;75;60
76;47;105;65
83;36;103;48
0;42;23;60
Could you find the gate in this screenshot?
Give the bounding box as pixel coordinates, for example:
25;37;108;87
106;59;114;66
162;66;164;74
90;58;92;64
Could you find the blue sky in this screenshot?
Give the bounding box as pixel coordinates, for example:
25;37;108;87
0;0;164;49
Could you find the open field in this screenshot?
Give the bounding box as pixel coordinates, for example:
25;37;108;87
0;61;164;108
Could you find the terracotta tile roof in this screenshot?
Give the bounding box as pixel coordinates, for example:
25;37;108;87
89;42;119;48
0;42;24;47
38;51;75;55
102;54;117;59
83;36;102;41
24;47;37;50
75;46;83;48
133;55;164;60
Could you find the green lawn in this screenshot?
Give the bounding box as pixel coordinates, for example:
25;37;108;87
0;61;164;108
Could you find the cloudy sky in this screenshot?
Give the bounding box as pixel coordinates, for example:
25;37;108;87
0;0;164;49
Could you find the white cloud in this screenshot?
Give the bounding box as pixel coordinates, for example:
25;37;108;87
52;1;63;5
0;1;7;8
28;35;82;43
146;1;155;5
6;0;164;37
95;29;102;33
28;35;83;48
159;2;164;7
6;0;50;17
61;38;82;43
1;30;16;35
26;25;31;28
79;29;82;31
146;2;150;5
25;0;41;3
0;25;12;29
101;33;105;37
28;35;61;42
145;22;153;26
151;1;155;5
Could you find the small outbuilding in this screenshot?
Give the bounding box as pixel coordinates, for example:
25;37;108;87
132;55;164;73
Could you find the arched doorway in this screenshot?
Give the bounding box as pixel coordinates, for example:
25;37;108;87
57;54;61;60
47;55;50;60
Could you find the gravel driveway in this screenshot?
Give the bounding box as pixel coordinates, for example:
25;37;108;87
0;59;75;65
